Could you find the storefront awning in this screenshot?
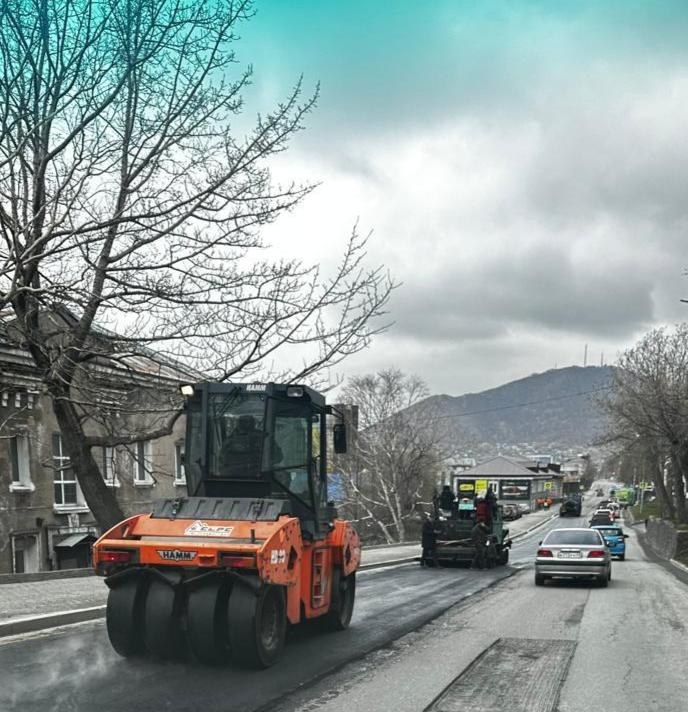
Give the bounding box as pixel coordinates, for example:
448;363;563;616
54;533;96;549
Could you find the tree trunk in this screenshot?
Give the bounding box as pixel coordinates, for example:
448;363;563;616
671;450;688;524
374;517;395;544
652;452;675;520
393;491;406;542
51;389;125;531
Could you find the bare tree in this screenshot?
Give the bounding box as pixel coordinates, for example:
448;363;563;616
338;369;447;543
0;0;393;528
603;326;688;523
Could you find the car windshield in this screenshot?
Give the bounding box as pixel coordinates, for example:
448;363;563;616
544;530;602;546
597;529;622;537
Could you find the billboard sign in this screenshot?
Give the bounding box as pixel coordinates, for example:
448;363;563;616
456;479;476;498
474;479;488;497
499;479;531;501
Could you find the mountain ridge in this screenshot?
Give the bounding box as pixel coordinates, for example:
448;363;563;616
417;365;613;454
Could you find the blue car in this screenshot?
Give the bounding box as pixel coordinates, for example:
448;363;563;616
591;525;628;560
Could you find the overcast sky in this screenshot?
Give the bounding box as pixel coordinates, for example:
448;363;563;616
238;0;688;395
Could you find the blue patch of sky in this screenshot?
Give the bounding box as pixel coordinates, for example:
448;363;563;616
234;0;688;143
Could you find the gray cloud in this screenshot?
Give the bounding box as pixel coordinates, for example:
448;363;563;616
391;243;655;343
251;2;688;394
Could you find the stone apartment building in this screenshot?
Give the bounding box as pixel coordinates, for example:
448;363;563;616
0;322;192;575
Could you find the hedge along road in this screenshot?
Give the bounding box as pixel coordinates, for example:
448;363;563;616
0;513;567;712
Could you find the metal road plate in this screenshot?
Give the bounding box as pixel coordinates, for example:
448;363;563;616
426;638;576;712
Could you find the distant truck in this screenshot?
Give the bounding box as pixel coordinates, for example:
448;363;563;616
559;494;582;517
562;478;583;498
615;488;636;507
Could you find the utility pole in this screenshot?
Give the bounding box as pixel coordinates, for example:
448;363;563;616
584;344;588;367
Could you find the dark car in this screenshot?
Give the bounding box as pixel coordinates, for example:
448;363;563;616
560;498;582;517
502;504;521;520
589;511;614;527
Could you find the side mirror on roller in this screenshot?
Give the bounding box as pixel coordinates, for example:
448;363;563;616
333;423;347;454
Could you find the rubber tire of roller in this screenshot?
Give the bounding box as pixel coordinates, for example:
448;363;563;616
322;568;356;631
228;584;286;668
106;576;148;657
144;578;186;659
187;580;231;665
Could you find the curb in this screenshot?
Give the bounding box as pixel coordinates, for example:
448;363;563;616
0;605;106;638
511;513;559;541
363;541;419;551
670;559;688;575
0;568;95;586
0;558;420;638
360;557;417;571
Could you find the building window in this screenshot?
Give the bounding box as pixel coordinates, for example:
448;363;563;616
101;446;119;487
53;433;78;506
14;392;21;408
174;442;186;486
27;393;35;409
9;433;34;491
132;440;154;485
1;392;7;407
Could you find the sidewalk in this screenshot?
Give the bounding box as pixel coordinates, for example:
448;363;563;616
0;575;106;624
0;506;558;631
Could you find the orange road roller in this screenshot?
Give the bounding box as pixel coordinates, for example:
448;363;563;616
93;382;360;667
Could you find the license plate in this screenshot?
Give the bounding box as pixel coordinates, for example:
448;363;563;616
558;551;581;559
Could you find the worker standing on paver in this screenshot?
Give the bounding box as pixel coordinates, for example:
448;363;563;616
470;521;489;570
439;485;455;512
485;486;498;521
475;496;489;524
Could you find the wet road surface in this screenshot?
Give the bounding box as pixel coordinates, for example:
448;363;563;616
0;516;560;712
269;514;688;712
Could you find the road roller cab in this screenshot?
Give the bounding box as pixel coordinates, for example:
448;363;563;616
93;382;360;667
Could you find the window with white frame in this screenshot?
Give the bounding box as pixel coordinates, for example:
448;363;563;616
174;441;186;486
9;433;33;491
132;440;154;485
101;446;119;487
53;433;79;506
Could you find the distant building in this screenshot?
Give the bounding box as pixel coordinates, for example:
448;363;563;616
0;318;195;575
450;455;565;507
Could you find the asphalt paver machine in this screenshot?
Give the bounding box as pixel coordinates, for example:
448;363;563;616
93;382;360;667
432;498;511;566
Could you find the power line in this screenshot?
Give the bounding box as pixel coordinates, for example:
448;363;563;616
426;385;612;422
